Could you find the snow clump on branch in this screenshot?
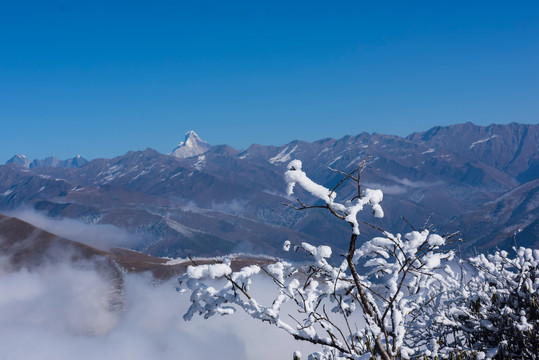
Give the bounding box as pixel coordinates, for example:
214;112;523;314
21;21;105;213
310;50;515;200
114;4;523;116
285;159;383;235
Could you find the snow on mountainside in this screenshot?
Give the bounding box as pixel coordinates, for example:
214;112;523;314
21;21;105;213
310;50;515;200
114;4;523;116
170;131;211;158
0;123;537;258
407;122;539;179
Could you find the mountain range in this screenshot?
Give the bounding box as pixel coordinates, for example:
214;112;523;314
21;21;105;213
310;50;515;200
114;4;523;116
0;123;537;258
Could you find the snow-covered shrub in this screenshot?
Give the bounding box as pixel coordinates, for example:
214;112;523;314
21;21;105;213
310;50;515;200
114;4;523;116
178;159;463;360
452;248;538;359
177;158;536;359
408;246;539;360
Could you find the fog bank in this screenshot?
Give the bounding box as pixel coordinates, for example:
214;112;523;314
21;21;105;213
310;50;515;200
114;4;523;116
0;257;316;360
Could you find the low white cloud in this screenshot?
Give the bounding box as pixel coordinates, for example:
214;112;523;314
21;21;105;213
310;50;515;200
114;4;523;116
177;199;247;216
0;257;317;360
211;199;245;215
366;183;408;195
0;258;120;337
5;208;141;251
388;176;443;188
179;200;204;213
366;177;444;196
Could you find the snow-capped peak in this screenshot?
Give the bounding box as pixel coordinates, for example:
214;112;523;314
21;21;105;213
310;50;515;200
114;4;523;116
171;131;211;158
5;154;31;168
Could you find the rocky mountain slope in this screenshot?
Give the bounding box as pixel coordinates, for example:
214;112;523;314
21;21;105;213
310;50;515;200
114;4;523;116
0;214;271;279
0;123;537;257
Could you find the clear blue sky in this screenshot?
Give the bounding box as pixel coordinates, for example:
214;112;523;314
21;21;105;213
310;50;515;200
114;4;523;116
1;0;537;162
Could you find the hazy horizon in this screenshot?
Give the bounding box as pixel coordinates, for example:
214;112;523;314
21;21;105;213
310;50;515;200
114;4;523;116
1;1;537;162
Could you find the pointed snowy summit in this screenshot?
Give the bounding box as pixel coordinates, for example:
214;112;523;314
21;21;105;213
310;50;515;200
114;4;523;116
171;131;211;158
6;154;31;168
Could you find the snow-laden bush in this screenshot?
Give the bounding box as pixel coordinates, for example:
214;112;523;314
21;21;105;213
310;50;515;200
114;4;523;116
177;159;538;360
450;248;538;359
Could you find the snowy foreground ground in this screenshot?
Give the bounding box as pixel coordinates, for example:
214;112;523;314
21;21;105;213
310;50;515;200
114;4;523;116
0;259;317;360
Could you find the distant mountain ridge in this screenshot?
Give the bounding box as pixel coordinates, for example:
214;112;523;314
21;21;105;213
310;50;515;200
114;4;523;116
6;154;89;169
407;122;539;181
1;122;537;257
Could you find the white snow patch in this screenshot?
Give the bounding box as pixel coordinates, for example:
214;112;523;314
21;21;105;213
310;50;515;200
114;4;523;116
96;163;127;184
166;219;202;236
269;145;298;164
422;148;435;154
313;147;330;159
194;155;206;170
346;155;367;169
328;155;342;166
469;135;498;149
131;170;149;181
